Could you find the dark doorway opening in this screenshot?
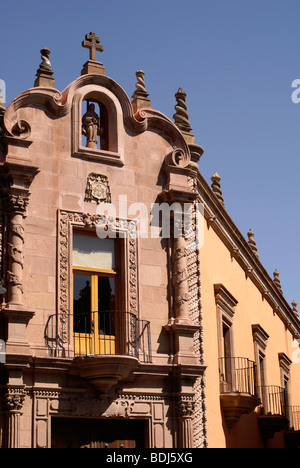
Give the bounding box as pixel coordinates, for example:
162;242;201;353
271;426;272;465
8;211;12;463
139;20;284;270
51;417;146;448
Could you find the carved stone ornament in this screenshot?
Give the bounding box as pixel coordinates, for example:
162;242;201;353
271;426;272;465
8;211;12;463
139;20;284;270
247;228;259;259
84;173;111;204
11;120;31;139
7;271;23;293
173;88;193;134
211;172;225;207
8;194;29;215
164;148;190;169
71;396;135;419
176;399;195;419
4;388;26;412
34;47;55;88
172;237;190;321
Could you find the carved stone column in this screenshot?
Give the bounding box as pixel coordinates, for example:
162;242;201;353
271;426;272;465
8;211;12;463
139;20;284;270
7;193;27;305
161;150;200;366
1;164;38;305
3;387;26;448
172;236;190;324
176;398;195;448
1;163;38;357
164;234;199;366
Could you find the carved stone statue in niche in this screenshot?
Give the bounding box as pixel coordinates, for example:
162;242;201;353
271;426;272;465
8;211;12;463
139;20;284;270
82;103;100;148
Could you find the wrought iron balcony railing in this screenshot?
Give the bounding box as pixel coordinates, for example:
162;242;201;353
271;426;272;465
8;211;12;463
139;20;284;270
219;357;258;397
257;385;287;418
289;406;300;431
45;310;152;363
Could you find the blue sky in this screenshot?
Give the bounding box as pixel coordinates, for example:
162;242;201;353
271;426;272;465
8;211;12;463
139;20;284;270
1;0;299;306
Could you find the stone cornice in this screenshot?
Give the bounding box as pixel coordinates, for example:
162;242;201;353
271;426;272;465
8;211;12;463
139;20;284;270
195;170;300;338
214;283;238;319
252;324;270;351
278;352;292;375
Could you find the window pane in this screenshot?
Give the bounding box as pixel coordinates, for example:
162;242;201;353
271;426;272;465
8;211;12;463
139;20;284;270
73;273;91;333
98;277;115;312
73;235;115;270
98;277;116;336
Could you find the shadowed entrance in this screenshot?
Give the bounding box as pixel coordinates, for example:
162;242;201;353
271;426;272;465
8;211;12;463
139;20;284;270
51;418;146;448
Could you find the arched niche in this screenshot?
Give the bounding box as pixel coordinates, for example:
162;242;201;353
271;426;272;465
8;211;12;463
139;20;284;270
72;84;124;166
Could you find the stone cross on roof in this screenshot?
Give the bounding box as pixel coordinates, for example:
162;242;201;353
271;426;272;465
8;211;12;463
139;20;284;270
82;32;104;62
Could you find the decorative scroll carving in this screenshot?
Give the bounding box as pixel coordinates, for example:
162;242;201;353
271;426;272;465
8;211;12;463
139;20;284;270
11;120;31;139
164;148;190;169
84;173;111;204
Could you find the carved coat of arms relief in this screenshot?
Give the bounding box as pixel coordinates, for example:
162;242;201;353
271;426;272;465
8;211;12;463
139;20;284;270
84;173;111;204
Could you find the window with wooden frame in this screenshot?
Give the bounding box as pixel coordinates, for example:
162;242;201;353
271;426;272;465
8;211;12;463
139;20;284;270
252;324;269;410
72;230;122;356
279;352;292;420
214;284;238;393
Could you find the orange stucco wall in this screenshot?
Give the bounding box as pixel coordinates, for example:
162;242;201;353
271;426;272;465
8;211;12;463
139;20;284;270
201;219;300;448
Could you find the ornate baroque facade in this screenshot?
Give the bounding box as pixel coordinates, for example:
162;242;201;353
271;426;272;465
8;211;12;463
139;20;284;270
0;33;299;448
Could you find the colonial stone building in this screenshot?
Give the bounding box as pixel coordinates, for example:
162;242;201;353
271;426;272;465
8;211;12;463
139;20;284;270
0;33;299;448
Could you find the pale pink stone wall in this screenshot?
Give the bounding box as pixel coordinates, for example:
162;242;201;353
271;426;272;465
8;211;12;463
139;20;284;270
18;98;173;360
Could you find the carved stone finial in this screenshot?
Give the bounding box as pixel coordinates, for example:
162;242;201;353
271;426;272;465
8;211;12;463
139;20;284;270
247;229;259;259
40;48;52;70
34;47;55;88
173;88;193;134
211;172;225;207
132;70;149;100
292;300;299;318
273;269;283;295
173;88;197;145
0;79;5;111
132;70;151;112
0;81;5;153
